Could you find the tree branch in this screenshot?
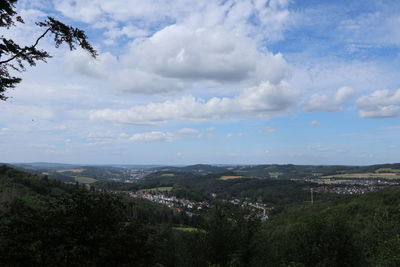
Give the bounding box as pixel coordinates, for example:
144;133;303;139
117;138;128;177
0;27;51;65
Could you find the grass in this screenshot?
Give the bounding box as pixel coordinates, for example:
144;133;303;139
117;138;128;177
74;176;98;184
160;173;175;177
220;175;244;180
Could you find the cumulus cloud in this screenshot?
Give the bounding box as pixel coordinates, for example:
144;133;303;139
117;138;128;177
356;89;400;118
64;50;185;94
303;86;355;112
115;69;185;94
104;24;150;41
129;128;200;142
64;25;290;95
64;50;117;78
54;0;292;42
90;81;299;124
58;0;292;96
126;25;289;85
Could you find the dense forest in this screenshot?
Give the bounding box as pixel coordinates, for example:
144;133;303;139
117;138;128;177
1;165;400;266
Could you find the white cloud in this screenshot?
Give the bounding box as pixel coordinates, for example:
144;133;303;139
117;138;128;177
1;104;54;122
129;128;199;142
64;50;186;94
55;0;292;96
335;86;356;104
87;132;129;141
130;131;174;142
339;10;400;47
90;81;298;124
303;86;355;112
311;121;320;128
0;128;9;135
104;24;150;41
64;25;290;95
29;144;56;149
54;0;292;42
176;128;200;136
356;89;400;118
115;69;185;94
126;25;290;85
64;50;117;78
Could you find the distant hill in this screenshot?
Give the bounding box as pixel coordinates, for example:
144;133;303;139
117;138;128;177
155;164;229;175
12;162;80;170
7;162;400;183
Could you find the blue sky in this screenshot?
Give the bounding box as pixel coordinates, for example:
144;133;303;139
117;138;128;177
1;0;400;165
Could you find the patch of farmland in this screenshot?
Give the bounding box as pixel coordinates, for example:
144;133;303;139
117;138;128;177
74;176;98;184
220;175;244;180
160;173;175;177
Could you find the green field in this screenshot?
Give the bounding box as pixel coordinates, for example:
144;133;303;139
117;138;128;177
74;176;98;184
220;175;244;180
160;173;175;177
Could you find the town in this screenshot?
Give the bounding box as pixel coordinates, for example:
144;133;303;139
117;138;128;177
112;189;271;221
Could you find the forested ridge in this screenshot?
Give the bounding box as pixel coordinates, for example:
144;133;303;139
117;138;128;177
1;165;400;266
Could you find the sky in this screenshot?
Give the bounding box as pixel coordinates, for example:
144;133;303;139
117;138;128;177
1;0;400;165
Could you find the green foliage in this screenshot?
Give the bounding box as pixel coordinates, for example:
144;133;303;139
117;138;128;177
3;165;400;266
254;213;364;266
375;168;400;173
0;190;157;266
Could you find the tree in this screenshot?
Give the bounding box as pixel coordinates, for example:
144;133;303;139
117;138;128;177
0;0;97;100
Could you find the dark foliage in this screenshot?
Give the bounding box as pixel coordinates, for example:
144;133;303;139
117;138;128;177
2;165;400;266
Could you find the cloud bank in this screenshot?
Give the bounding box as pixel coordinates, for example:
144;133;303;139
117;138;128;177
90;81;298;124
303;86;355;112
357;89;400;118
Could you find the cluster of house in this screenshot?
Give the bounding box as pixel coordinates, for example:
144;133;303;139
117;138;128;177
313;186;377;195
225;198;272;221
113;190;210;214
338;179;400;186
111;189;272;221
109;169;156;183
306;178;400;187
